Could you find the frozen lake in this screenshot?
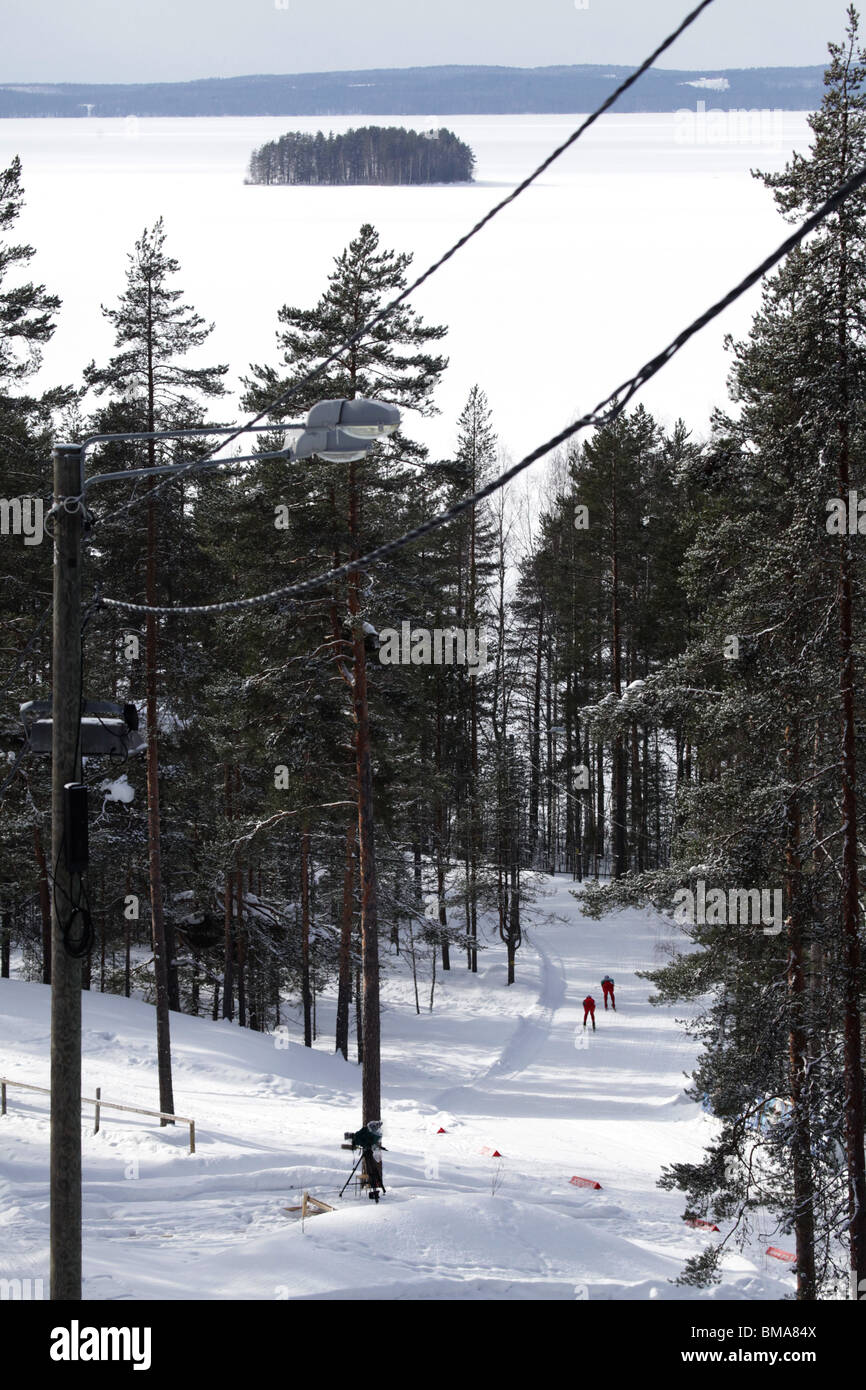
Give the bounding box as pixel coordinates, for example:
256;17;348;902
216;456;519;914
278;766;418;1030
1;112;813;464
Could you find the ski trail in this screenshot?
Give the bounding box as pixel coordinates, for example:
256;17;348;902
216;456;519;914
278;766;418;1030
483;933;567;1081
433;933;567;1108
0;883;799;1300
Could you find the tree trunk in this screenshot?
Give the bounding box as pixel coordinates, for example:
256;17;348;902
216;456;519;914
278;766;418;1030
144;303;174;1122
354;962;363;1065
301;823;312;1047
819;127;866;1293
335;821;356;1059
528;600;544;860
610;454;628;879
434;675;451;971
0;914;10;978
236;864;246;1029
222;763;234;1021
836;287;866;1299
785;715;817;1300
466;668;480;970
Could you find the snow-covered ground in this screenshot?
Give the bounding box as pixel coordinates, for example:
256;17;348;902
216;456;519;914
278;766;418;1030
0;879;795;1300
1;112;813;463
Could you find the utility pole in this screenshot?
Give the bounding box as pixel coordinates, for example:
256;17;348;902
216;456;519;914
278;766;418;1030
50;443;84;1300
348;455;381;1132
39;402;396;1281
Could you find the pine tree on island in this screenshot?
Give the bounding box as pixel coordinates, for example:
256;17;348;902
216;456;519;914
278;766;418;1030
247;126;475;186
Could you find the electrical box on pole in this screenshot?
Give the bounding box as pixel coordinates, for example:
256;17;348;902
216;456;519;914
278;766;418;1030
63;783;89;875
21;699;145;758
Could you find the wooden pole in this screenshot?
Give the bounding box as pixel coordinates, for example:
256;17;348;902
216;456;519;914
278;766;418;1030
348;456;381;1132
50;443;84;1301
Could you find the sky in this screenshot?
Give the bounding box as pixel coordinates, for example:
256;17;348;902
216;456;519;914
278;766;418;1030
0;0;849;85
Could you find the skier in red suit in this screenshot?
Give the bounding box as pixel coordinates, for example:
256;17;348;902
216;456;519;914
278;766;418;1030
583;995;596;1031
601;975;616;1011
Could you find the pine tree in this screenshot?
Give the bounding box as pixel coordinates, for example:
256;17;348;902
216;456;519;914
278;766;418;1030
575;9;866;1297
757;4;866;1298
452;387;497;970
84;218;227;1121
0;156;74;983
243;222;447;454
525;407;685;882
239;224;448;1116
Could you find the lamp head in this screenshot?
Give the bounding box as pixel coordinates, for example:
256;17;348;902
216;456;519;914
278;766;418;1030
305;397;401;441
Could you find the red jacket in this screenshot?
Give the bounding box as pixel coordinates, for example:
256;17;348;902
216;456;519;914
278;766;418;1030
583;996;596;1011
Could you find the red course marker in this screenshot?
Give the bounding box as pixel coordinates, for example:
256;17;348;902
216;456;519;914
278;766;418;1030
685;1217;720;1232
766;1246;796;1263
570;1176;602;1190
436;1127;447;1134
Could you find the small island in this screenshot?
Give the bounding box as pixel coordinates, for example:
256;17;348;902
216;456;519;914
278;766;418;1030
246;125;476;186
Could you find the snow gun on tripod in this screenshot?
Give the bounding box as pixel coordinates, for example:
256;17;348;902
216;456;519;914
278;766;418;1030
340;1121;386;1202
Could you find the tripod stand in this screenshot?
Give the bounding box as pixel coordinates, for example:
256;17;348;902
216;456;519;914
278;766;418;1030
340;1146;386;1201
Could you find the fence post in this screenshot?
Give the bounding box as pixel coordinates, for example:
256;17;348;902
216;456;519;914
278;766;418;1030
1;1081;5;1116
93;1086;101;1135
189;1120;195;1155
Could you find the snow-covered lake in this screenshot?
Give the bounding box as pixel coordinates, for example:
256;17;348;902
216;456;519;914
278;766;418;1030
1;112;813;462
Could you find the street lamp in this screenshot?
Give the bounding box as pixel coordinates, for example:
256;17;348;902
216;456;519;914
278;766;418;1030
47;397;399;1300
305;397;401;440
295;430;377;464
298;400;401;462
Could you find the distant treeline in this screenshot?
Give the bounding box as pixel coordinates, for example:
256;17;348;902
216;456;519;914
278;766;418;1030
0;65;825;118
247;126;475;186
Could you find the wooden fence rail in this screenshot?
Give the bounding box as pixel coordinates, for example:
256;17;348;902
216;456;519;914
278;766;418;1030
0;1076;196;1153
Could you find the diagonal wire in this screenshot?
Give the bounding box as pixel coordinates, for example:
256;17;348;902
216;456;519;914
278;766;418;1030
100;158;866;618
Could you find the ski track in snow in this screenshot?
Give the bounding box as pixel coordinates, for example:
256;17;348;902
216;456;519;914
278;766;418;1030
0;878;796;1301
434;930;566;1106
483;932;567;1080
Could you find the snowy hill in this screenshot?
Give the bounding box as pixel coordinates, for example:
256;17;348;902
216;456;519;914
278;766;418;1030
0;879;795;1300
